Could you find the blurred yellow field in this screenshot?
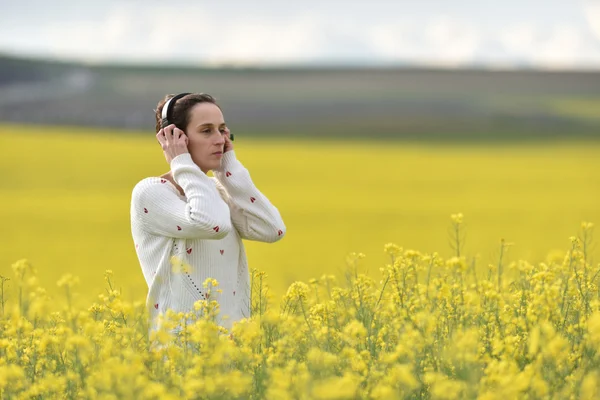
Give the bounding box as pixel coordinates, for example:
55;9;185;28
0;123;598;305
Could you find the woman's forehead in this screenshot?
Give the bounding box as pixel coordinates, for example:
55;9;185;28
188;102;224;125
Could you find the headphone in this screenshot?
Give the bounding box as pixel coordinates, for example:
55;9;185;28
160;92;234;141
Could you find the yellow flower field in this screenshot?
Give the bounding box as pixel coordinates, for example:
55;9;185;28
0;124;598;304
1;120;599;398
1;218;599;399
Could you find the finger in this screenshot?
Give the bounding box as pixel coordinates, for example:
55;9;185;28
173;127;184;139
156;129;166;143
173;127;188;146
164;125;175;143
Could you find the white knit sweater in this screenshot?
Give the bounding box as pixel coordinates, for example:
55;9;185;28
130;150;286;336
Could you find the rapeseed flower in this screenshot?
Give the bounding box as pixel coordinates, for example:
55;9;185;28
2;222;600;398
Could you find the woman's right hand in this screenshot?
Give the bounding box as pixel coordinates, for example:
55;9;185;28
156;124;189;165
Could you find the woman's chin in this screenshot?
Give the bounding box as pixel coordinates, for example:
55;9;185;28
211;160;222;170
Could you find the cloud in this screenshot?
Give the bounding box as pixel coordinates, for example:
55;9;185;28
2;1;600;69
200;14;325;65
35;4;326;65
584;0;600;42
422;16;482;66
534;24;600;68
499;22;600;69
367;16;481;67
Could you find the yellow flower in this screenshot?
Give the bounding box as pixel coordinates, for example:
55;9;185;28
103;269;113;282
56;273;79;288
311;373;359;399
580;372;599;400
528;326;541;356
384;243;402;257
11;259;32;278
342;320;367;347
202;278;219;289
285;281;310;300
581;221;594;231
446;256;467;272
170;256;192;273
0;364;27;391
450;212;464;224
387;364;419;391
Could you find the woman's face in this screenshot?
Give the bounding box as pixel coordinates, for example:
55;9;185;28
184;102;227;173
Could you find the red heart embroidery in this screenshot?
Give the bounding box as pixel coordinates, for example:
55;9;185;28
213;226;220;232
226;171;232;177
144;208;148;213
154;303;158;309
220;249;224;255
278;230;283;236
161;179;166;183
250;197;256;203
187;248;192;254
177;225;182;231
135;243;139;249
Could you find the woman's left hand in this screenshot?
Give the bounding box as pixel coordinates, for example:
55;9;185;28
223;127;234;153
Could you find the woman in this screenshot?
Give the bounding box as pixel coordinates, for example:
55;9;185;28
130;93;286;338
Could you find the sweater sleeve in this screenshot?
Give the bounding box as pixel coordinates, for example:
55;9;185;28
212;150;286;243
131;153;232;239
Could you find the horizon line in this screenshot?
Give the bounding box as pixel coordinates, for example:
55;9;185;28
2;51;600;74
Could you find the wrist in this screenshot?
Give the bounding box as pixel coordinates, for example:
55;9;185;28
170;152;191;165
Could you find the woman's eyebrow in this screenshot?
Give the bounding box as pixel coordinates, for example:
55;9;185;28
197;122;227;128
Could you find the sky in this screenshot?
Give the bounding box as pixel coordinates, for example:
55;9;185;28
2;0;600;69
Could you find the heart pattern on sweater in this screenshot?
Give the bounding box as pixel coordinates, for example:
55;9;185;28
138;168;282;305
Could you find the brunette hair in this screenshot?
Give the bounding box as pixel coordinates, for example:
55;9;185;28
154;93;221;133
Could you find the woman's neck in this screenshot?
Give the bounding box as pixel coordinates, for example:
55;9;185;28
160;172;185;197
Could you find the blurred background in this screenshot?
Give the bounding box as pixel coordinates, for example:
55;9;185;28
1;0;599;304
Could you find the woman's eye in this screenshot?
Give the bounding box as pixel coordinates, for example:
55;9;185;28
203;129;211;133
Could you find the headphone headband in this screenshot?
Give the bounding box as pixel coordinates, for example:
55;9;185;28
161;92;191;129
